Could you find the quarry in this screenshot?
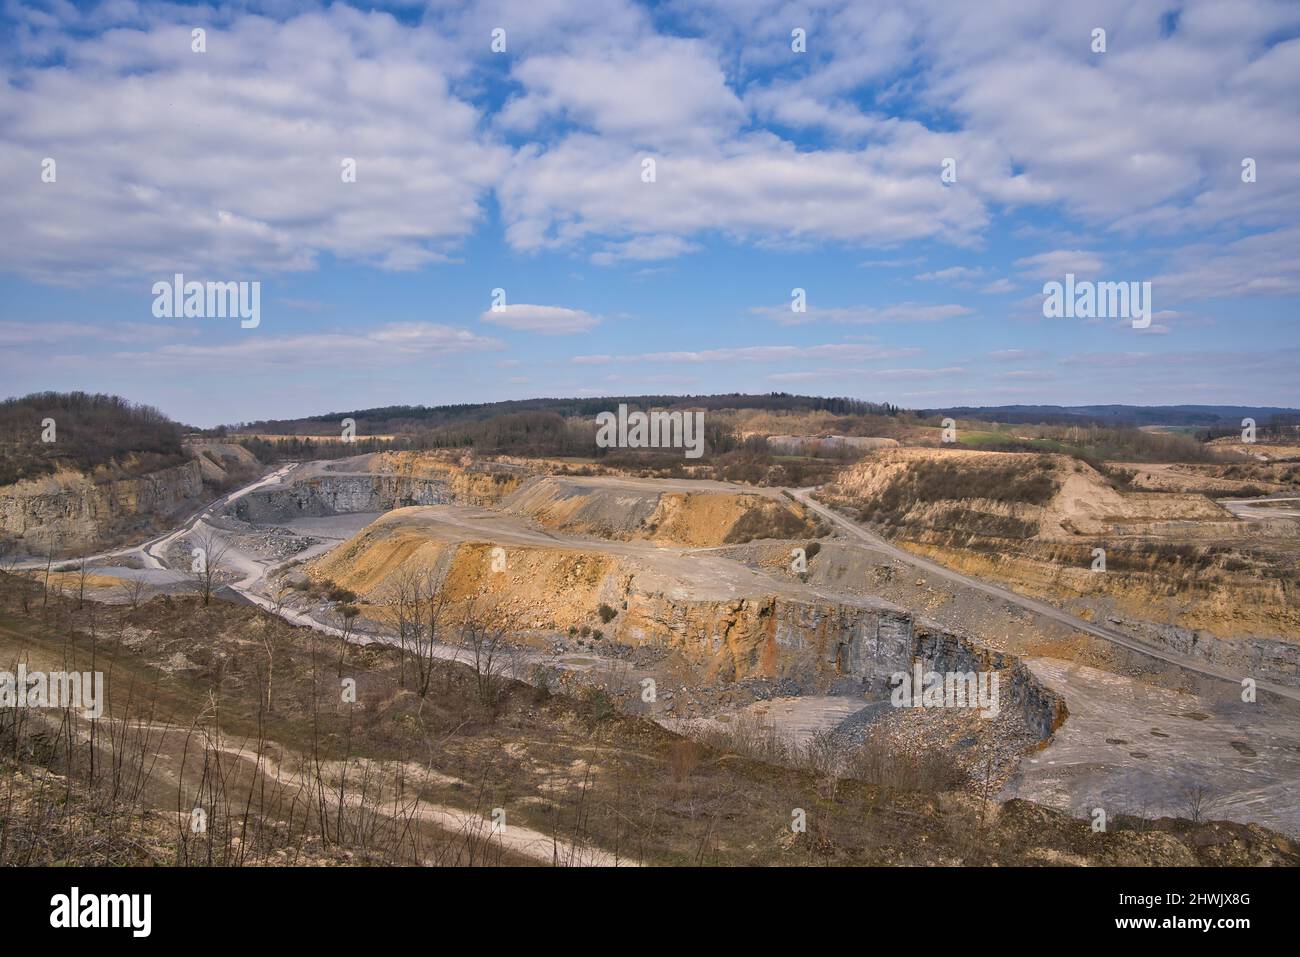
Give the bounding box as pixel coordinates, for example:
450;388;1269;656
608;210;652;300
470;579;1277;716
4;412;1299;864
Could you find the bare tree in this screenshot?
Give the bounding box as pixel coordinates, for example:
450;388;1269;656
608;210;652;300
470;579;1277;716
0;536;28;612
383;571;414;690
75;555;90;609
269;578;294;619
459;598;513;710
335;602;360;678
41;544;55;613
385;566;452;699
189;528;232;606
116;575;148;610
1184;784;1220;824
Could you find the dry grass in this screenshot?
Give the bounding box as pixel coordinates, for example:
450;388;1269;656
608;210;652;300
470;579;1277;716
0;573;1294;868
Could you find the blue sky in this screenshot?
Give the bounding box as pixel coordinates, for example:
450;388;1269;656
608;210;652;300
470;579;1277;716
1;0;1297;426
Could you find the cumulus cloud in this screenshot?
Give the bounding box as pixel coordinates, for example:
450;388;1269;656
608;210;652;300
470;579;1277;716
0;5;505;282
1;0;1297;321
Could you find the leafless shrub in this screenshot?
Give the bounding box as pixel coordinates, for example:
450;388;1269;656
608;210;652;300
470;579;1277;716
843;729;967;793
1183;783;1220;824
189;529;231;606
116;576;148;610
459;601;513;712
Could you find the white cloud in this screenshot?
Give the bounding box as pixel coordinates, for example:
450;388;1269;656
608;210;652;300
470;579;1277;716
0;7;505;282
113;322;502;369
987;349;1046;362
1154;226;1300;300
590;235;700;265
1014;249;1105;280
752;301;974;326
480;303;601;334
770;366;963;382
499;36;745;147
0;319;186;347
572;343;921;364
498;132;991;256
915;266;984;283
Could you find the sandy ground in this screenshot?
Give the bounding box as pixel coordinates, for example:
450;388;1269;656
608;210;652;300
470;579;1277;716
1222;496;1300;521
1004;659;1300;837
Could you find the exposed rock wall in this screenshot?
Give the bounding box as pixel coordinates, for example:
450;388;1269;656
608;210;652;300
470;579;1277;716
367;452;526;506
913;626;1068;740
0;460;204;554
233;475;455;522
618;593;912;686
1126;619;1300;687
234;464;524;523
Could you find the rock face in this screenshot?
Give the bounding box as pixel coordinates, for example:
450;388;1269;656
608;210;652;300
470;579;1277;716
913;627;1067;740
186;439;261;484
618;594;913;687
1137;620;1300;687
232;460;524;523
233;475;455;522
0;460;204;554
766;435;899;453
367;452;526;506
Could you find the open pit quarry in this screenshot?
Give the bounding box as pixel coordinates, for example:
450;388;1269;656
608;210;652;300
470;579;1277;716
16;448;1300;839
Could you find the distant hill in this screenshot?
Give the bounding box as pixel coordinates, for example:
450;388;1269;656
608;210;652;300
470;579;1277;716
222;393;902;435
918;404;1300;428
229;396;1300;437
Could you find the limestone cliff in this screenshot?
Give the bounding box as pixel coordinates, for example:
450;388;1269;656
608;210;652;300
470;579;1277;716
0;459;204;554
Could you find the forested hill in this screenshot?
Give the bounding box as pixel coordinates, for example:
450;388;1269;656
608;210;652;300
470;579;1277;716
0;392;186;485
223;394;903;435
